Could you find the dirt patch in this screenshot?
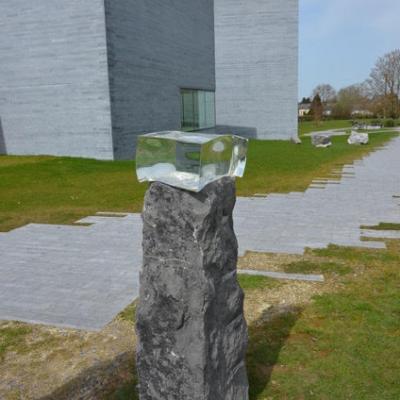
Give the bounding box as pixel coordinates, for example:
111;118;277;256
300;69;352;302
240;251;347;325
244;278;331;325
0;319;136;400
238;251;302;272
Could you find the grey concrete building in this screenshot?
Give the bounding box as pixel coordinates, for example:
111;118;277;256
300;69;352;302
0;1;114;160
0;0;298;160
214;0;299;140
0;0;215;160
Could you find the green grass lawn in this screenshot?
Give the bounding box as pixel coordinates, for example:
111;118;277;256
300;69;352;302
361;222;400;231
0;132;396;231
249;242;400;400
0;324;32;362
299;119;353;136
104;240;400;400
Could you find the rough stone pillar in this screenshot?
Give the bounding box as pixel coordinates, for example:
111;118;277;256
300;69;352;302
136;177;249;400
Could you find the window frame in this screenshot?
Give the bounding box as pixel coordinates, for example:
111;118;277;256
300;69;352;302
180;88;216;132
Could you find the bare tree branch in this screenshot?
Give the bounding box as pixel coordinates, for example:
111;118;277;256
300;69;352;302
367;49;400;118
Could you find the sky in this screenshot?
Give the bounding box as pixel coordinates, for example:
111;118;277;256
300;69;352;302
300;0;400;99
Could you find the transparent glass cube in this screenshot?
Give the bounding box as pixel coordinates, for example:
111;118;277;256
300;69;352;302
136;131;248;192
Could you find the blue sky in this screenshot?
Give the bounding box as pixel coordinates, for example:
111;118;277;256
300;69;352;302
300;0;400;99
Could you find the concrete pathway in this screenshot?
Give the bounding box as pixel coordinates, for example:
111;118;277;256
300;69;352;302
235;136;400;254
0;136;399;330
0;214;143;330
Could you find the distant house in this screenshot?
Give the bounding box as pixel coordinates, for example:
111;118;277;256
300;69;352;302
351;110;374;117
298;103;311;117
323;108;333;117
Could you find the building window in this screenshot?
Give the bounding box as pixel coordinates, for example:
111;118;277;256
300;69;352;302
181;89;215;131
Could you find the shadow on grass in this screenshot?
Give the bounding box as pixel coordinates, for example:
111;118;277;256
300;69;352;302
0;117;6;155
38;351;137;400
38;306;300;400
247;305;302;399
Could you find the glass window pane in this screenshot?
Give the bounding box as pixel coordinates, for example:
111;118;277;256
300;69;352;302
205;91;216;128
181;90;195;131
193;90;199;129
198;91;206;129
181;89;215;131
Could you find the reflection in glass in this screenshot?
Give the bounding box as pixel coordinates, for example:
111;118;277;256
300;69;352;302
136;131;248;192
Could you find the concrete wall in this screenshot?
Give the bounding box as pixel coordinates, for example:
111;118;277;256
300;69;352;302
0;0;113;159
214;0;299;140
0;0;296;159
105;0;215;159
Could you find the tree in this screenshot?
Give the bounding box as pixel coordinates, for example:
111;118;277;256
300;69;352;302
310;94;323;124
334;83;369;118
300;97;311;104
367;49;400;118
312;84;337;105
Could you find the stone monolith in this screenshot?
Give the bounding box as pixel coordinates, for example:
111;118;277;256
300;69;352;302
311;133;332;148
348;131;369;145
136;177;249;400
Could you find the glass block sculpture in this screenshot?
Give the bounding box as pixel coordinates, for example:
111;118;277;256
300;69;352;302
136;131;248;192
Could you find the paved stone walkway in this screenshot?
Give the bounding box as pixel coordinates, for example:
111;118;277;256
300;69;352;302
235;136;400;254
0;214;143;330
0;136;399;330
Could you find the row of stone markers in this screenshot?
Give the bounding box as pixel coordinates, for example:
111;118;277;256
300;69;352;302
312;131;369;147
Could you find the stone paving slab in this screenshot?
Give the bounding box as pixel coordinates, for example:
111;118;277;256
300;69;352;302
0;136;399;330
238;269;325;282
361;229;400;240
0;215;143;331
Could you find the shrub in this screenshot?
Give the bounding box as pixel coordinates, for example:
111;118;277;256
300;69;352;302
371;119;382;127
298;115;313;123
384;119;395;128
